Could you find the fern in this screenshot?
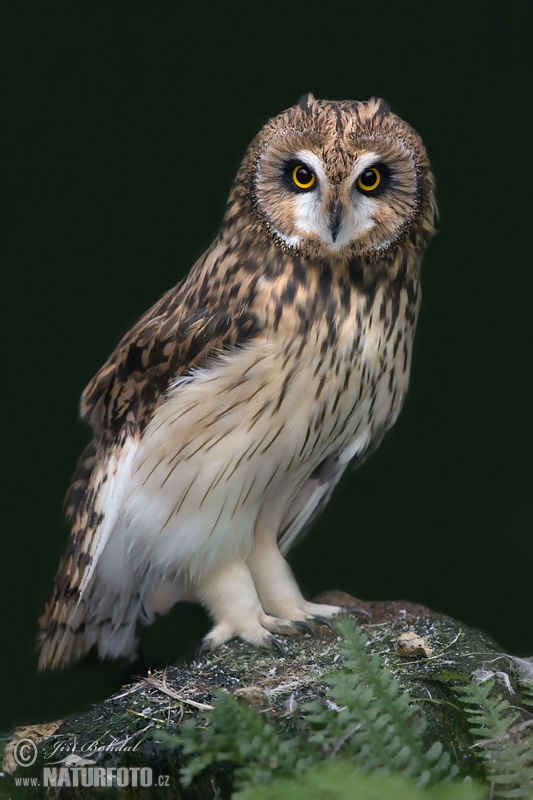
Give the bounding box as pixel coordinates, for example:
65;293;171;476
455;677;533;799
177;620;533;798
179;618;461;794
519;681;533;711
305;617;456;785
179;688;309;789
236;760;485;800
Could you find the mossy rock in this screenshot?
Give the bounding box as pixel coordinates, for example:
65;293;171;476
2;593;532;799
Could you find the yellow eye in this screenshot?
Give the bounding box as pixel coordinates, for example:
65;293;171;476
357;167;381;193
292;164;316;190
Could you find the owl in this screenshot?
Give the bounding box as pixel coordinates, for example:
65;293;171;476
38;94;436;669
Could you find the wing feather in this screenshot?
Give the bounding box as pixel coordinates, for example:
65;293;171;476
277;430;387;556
38;436;138;669
39;240;264;668
277;458;346;555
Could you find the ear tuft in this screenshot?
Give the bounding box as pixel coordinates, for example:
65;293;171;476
378;98;391;115
370;97;391;119
298;92;316;114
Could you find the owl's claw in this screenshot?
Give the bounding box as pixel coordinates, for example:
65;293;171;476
311;615;335;631
197;629;287;660
195;640;210;662
268;636;287;657
343;604;372;620
292;619;318;636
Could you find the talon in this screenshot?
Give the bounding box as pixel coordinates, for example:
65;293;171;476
292;620;318;636
343;604;372;620
268;636;286;657
195;640;211;662
312;615;335;631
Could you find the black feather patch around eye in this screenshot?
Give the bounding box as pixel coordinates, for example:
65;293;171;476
283;160;318;193
355;163;390;196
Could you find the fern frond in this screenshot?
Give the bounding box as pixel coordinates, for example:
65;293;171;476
179;689;309;789
177;619;482;795
304;617;456;786
455;678;533;799
519;681;533;711
235;760;485;800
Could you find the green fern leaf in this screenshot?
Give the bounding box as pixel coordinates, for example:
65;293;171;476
180;689;310;789
235;760;484;800
455;678;533;798
304;617;456;785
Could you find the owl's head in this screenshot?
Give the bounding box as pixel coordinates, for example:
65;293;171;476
229;94;436;259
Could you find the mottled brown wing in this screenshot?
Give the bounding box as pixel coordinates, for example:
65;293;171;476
39;249;263;669
61;238;263;518
277;431;386;555
80;278;262;441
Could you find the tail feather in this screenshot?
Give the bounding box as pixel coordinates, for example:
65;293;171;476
38;435;138;670
38;571;190;668
38;587;142;669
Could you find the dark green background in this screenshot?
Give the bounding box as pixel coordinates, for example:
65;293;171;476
3;1;532;735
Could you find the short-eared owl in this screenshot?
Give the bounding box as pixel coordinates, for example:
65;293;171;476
39;94;436;669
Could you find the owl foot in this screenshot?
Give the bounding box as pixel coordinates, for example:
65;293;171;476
196;632;287;661
262;600;342;626
196;603;360;660
268;601;372;627
198;612;296;658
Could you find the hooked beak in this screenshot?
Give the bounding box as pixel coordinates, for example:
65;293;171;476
329;197;342;242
